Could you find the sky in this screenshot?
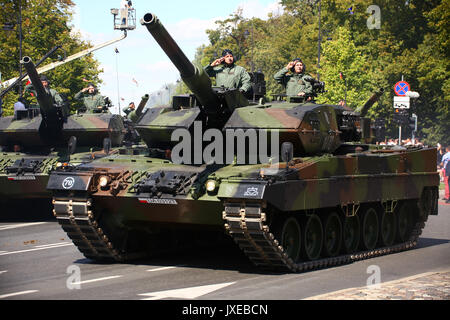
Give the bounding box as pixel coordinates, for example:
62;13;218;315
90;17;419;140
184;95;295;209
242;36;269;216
70;0;284;114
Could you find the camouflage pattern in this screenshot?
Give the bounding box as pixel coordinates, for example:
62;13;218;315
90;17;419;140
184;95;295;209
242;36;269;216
48;13;439;271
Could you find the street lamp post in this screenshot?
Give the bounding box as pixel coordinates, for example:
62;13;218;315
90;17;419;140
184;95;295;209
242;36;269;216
114;47;121;115
317;0;322;81
18;0;23;97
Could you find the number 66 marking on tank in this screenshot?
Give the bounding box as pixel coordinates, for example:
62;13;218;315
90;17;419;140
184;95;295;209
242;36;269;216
62;177;75;189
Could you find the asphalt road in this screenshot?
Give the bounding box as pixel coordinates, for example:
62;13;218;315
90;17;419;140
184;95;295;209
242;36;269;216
0;200;449;304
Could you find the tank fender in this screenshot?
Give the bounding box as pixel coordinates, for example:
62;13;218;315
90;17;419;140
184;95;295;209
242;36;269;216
217;180;267;200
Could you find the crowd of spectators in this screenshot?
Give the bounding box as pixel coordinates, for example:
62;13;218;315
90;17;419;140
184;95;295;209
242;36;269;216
378;138;424;146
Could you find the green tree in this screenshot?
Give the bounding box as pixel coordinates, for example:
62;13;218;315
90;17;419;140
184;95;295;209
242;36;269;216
0;0;102;115
315;27;374;110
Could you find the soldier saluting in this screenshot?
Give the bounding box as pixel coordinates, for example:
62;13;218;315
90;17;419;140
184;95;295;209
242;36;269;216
274;58;313;99
74;83;107;113
204;49;251;94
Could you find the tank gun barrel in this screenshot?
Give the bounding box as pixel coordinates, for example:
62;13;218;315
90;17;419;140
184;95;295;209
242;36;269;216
0;46;61;99
20;56;55;116
136;94;149;117
141;13;220;114
356;88;384;117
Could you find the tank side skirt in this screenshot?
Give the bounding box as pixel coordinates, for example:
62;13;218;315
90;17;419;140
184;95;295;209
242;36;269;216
264;173;439;212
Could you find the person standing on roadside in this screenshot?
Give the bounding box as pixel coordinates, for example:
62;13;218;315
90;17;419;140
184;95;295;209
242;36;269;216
441;145;450;203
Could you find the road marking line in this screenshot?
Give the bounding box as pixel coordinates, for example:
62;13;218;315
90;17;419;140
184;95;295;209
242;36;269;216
73;275;122;285
0;243;73;256
34;242;71;248
0;222;47;231
0;270;7;275
146;266;178;272
0;290;39;299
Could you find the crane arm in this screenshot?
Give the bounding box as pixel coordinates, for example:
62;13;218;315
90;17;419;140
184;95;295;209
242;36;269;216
1;31;127;89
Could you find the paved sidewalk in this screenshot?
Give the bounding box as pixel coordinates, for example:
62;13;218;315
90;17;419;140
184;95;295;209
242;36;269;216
305;270;450;300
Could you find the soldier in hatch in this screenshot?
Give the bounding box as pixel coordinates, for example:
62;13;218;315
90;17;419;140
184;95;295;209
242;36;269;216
204;49;251;94
74;83;107;113
24;75;65;106
274;58;313;99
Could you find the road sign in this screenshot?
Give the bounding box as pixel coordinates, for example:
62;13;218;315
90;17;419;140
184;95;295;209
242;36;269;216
394;81;410;96
393;96;410;109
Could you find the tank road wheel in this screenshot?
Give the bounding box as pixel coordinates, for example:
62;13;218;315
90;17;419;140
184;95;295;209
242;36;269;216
396;202;414;242
274;216;302;262
302;214;323;261
360;207;379;250
322;212;342;257
379;211;397;247
343;215;360;254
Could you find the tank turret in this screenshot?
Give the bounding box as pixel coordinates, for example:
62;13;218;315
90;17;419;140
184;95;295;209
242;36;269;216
0;56;125;150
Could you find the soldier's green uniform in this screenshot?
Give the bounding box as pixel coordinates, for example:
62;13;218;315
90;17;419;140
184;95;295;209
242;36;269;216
205;54;252;92
74;88;106;114
204;64;251;92
24;83;64;106
123;105;134;118
274;67;313;96
127;110;139;123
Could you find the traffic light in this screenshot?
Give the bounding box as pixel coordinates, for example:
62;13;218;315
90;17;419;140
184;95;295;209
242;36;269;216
374;118;386;142
409;115;417;131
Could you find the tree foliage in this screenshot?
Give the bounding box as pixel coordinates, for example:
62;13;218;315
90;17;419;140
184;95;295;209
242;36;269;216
0;0;102;115
192;0;448;145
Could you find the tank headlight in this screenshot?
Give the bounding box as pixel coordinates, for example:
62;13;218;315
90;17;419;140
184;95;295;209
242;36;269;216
56;162;63;168
99;175;110;188
205;180;217;192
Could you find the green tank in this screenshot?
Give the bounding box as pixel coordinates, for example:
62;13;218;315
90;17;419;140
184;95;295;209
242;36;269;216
47;13;439;272
0;56;125;218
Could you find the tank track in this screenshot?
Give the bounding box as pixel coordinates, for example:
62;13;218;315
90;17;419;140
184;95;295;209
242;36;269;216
223;201;426;272
53;196;125;261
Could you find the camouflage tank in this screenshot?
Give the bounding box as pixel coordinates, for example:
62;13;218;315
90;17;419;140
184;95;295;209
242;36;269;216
47;13;439;272
0;56;125;217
